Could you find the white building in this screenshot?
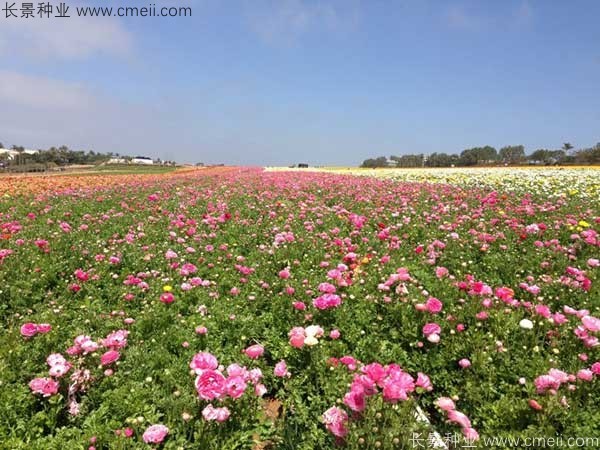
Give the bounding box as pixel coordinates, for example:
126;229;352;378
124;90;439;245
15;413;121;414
0;148;39;160
132;156;154;165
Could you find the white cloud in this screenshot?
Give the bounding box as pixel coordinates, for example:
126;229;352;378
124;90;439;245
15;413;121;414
245;0;361;44
0;70;95;109
0;12;132;60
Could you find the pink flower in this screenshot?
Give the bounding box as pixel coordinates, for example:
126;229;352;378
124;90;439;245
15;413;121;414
382;371;415;403
362;363;386;383
190;352;218;374
425;297;443;314
37;323;52;333
29;377;59;397
422;323;441;337
322;406;348;438
591;362;600;375
278;269;290;279
202;404;230;422
458;358;471;369
435;267;449;278
255;383;267;397
142;424;169;444
312;293;342;310
46;353;67;367
343;389;366;412
20;323;38;338
225;376;247;399
435;397;456;411
463;427;479;441
534;375;561;394
49;362;72;378
292;301;306;311
447;410;471;429
160;292;175;304
288;327;306;348
582;316;600;332
577;369;594;382
274;360;291;378
195;326;208;335
195;370;226;400
100;350;120;366
415;372;433;391
244;344;264;359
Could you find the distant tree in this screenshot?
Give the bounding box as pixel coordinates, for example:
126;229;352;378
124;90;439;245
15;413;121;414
499;145;525;164
459;146;497;166
361;156;388;168
562;143;574;153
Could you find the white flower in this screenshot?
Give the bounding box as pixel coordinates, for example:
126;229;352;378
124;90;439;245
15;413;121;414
519;319;534;330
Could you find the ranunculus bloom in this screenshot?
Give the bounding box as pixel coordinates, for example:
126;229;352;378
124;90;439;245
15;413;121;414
37;323;52;333
100;350;120;366
425;297;443;314
415;372;433;391
160;292;175;304
422;323;441;337
435;397;456;411
202;404;230;422
458;358;471;369
142;424;169;444
519;319;534;330
29;377;59;397
20;323;38;338
244;344;264;359
190;352;218;374
343;389;366;412
582;315;600;332
329;329;341;340
322;406;348;438
274;360;291;378
577;369;594;382
447;410;471;429
195;369;226;400
225;376;247;399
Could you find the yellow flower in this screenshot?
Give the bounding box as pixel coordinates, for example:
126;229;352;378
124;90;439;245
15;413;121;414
163;285;173;292
578;220;590;228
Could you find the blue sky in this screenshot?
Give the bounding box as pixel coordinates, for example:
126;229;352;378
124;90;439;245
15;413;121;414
1;0;599;165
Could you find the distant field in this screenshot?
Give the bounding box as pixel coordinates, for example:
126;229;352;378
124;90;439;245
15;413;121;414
266;166;600;199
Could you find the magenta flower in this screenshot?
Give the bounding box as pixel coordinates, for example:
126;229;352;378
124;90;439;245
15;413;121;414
100;350;120;366
20;323;38;338
322;406;348;438
195;370;226;400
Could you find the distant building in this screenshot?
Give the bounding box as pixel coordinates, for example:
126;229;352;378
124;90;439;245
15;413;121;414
132;156;154;165
298;163;309;168
0;148;39;160
107;158;128;164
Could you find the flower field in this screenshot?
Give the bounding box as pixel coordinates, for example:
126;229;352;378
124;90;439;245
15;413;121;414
0;167;599;449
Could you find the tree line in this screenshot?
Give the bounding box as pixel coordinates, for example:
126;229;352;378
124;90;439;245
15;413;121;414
361;142;600;168
0;143;127;166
